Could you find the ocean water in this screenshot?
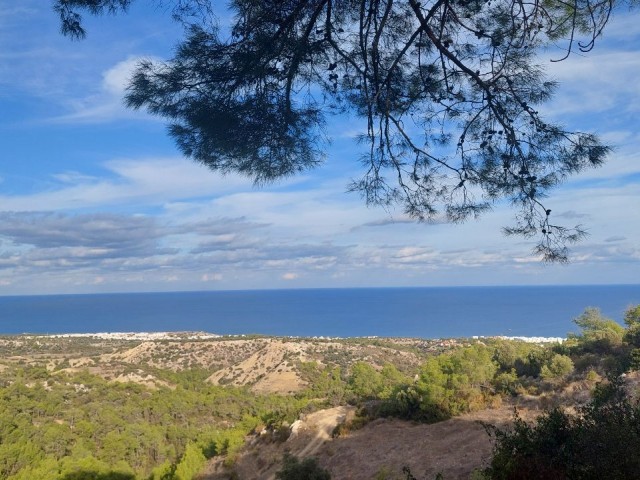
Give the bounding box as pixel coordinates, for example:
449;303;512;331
1;285;639;338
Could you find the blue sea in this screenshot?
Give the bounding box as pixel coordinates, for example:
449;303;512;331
1;285;639;338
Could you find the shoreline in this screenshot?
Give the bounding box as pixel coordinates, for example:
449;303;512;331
473;335;565;343
12;331;566;343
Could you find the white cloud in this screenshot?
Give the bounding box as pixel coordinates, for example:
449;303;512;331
0;157;252;212
52;171;100;184
46;56;162;124
543;49;640;118
570;149;640;184
1;5;639;294
102;57;141;96
201;273;223;282
0;146;636;295
596;12;640;41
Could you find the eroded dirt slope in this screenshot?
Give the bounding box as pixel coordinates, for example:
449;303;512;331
200;404;527;480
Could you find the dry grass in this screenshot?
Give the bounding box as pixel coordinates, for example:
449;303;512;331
199;403;539;480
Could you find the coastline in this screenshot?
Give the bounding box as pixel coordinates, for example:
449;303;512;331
17;331;566;343
43;331;222;341
473;335;565;343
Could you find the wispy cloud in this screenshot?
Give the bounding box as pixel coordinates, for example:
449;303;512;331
1;3;639;294
0;157;253;212
604;236;626;243
543;47;640;122
46;56;160;124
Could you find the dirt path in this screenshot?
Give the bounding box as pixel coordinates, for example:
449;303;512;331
295;406;353;458
263;406;355;480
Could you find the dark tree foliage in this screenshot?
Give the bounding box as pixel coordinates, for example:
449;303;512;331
62;473;135;480
275;453;332;480
54;0;624;260
485;377;640;479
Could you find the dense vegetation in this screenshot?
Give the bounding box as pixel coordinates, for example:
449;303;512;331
478;306;640;480
0;367;306;479
1;305;639;479
484;376;640;480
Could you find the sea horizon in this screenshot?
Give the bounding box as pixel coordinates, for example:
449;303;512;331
2;284;639;338
3;282;639;297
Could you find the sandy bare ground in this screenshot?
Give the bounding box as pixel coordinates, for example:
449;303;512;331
292;406;356;459
207;340;313;394
313;408;510;480
201;406;356;480
199;403;532;480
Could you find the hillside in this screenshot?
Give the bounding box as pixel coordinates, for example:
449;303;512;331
201;404;526;480
0;333;456;394
0;332;510;479
1;310;638;480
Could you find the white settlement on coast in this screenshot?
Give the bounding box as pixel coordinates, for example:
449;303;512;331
30;332;566;343
41;332;221;341
472;335;565;343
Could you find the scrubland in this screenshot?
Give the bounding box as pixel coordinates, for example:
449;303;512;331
1;305;639;479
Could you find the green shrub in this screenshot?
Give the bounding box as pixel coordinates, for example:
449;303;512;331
514;348;549;378
569;307;625;354
485;377;640;479
492;370;520;395
584;369;601;384
173;443;206;480
624;305;640;327
348;362;384;400
380;344;499;422
275;454;331;480
630;348;640;371
540;354;574;381
624;324;640;348
493;343;518;372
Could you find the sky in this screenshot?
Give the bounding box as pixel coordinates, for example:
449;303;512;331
0;2;639;295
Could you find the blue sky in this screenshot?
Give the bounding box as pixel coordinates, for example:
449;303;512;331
0;2;639;295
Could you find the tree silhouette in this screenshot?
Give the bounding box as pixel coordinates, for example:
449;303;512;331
55;0;626;260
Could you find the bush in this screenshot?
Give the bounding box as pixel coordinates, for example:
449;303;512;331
514;348;550;378
348;362;384;400
380;385;426;420
493;343;518;372
173;443;206;480
540;354;574;381
584;369;601;384
629;349;640;371
380;344;500;422
624;305;640;327
624;324;640;348
569;307;625;354
484;376;640;479
492;370;520;395
275;454;331;480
